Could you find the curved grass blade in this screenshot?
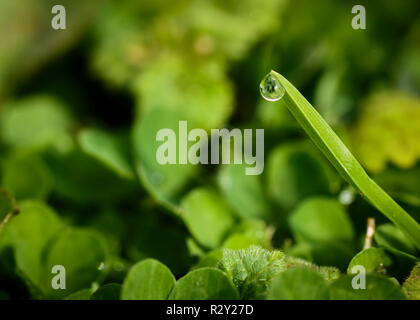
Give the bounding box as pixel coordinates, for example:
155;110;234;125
263;71;420;250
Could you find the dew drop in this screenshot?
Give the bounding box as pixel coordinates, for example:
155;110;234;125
259;70;285;102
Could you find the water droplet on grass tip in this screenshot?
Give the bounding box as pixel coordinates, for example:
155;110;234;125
260;70;285;102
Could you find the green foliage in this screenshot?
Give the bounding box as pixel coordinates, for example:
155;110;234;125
168;267;239;300
1;0;420;301
402;262;420;300
329;275;406;300
289;197;354;244
218;246;286;299
44;228;108;298
0;201;62;291
218;246;339;299
121;259;175;300
350;91;420;173
0;95;74;152
268;268;330;300
90;284;122;300
347;248;392;274
218;163;271;221
132;108;199;207
266;144;332;210
78;129;134;180
374;224;418;261
181;188;235;249
2;151;53;200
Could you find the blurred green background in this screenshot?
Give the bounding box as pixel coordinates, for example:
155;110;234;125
0;0;420;299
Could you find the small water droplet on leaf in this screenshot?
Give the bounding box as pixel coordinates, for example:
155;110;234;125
260;70;285;102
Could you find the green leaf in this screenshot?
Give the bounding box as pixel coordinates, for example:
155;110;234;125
2;151;53;200
168;267;239;300
121;259;175;300
347;248;392;274
266;144;331;210
402;262;420;300
90;283;122;300
350;91;420;172
268;268;329;300
329;274;406;300
218;162;271;220
43;228;108;298
268;71;420;250
125;212;192;276
281;256;341;282
78;129;134;180
0;95;73;152
374;224;418;261
132;54;233;131
45;148;135;204
193;250;223;270
132;108;198;210
64;289;94;300
181;188;235;249
218;246;286;299
2;201;62;290
289;197;354;244
222;220;270;250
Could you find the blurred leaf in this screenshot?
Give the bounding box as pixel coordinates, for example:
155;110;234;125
78;128;134;179
2;151;53;200
394;20;420;94
133;54;233;131
1;201;61;291
193;249;223;270
90;283;121;300
45;148;135;204
374;224;418;261
313;67;352;125
126;211;192;277
402;262;420;300
121;259;175;300
350;91;420;173
329;274;406;300
289;197;354;244
0;0;102;100
374;165;420;206
218;163;271;221
64;289;93;300
222;220;270;249
168;267;239;300
268;268;329;300
256;99;298;130
132;108;198;209
181;0;284;60
266;144;331;210
347;248;392;274
181;188;235;249
43;227;108;298
0;95;73;152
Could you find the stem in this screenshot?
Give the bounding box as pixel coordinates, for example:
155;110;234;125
271;71;420;251
363;218;375;250
0;188;20;234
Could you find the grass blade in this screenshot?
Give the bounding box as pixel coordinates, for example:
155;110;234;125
265;71;420;250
